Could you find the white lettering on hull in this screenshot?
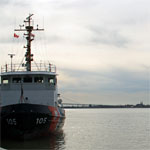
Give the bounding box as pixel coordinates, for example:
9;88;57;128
6;118;17;125
36;117;47;125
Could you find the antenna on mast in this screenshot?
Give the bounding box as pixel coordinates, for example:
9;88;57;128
14;14;44;71
8;54;15;72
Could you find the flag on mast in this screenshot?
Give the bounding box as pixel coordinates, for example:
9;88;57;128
14;33;19;38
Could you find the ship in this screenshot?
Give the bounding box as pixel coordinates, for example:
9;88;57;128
0;14;65;139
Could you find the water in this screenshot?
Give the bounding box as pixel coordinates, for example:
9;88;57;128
1;108;150;150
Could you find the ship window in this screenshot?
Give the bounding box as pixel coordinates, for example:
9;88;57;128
34;77;43;83
12;77;21;83
49;78;54;84
48;77;56;85
2;78;9;84
23;77;32;83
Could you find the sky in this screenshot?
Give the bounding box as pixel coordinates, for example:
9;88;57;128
0;0;150;105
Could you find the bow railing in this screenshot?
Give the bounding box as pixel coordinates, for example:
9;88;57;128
1;62;56;73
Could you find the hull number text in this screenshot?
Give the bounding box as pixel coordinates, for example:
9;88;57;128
36;117;47;125
6;118;17;125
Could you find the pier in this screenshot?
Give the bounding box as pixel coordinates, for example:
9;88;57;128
62;103;90;108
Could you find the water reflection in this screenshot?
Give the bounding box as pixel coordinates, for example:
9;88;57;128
1;130;65;150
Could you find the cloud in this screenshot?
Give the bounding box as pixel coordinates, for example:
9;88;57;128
0;0;31;7
58;67;149;104
87;25;129;47
58;67;147;93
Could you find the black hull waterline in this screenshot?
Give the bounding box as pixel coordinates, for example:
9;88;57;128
0;103;65;139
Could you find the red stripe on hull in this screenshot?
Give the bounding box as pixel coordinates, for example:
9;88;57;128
48;106;62;132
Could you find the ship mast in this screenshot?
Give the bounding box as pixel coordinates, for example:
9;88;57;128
15;14;44;71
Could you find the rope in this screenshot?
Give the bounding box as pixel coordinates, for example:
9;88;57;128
61;95;81;104
17;56;25;71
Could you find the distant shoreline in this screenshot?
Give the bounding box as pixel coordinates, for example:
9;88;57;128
63;107;150;109
62;103;150;109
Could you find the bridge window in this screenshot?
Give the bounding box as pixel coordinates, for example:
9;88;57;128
23;77;32;83
12;77;21;83
2;78;9;84
48;78;54;84
34;77;43;83
48;77;56;85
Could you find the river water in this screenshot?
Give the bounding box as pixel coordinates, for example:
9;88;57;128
1;108;150;150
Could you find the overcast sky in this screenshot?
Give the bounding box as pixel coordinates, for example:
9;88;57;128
0;0;150;104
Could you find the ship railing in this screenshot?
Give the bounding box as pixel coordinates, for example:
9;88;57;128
1;63;56;73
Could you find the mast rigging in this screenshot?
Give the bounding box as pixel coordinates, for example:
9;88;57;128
14;14;44;71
